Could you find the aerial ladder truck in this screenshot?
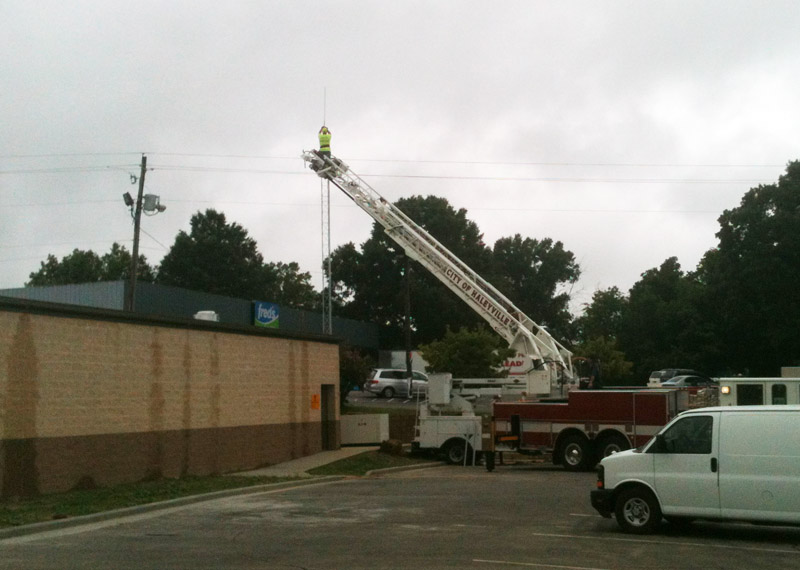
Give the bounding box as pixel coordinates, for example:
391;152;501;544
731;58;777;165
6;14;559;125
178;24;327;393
302;150;574;395
303;151;688;470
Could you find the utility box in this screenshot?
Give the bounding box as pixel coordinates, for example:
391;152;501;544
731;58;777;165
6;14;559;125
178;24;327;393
340;414;389;445
428;373;453;405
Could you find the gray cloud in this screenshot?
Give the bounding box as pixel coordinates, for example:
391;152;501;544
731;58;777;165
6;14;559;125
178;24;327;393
2;1;798;314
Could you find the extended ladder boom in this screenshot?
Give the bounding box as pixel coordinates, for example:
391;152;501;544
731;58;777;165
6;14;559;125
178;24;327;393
303;151;573;393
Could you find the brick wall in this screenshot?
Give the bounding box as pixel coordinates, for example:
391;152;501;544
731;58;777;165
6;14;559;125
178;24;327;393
0;299;340;497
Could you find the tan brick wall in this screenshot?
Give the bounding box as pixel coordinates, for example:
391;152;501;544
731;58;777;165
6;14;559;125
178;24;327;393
0;311;339;439
0;306;340;496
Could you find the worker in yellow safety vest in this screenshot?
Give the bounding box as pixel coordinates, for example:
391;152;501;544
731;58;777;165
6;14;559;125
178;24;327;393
318;126;331;158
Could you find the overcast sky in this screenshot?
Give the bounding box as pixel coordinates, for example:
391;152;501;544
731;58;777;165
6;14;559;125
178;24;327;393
2;1;799;316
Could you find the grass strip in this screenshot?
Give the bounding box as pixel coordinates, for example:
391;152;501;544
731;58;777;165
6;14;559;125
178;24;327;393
0;475;293;529
0;451;437;529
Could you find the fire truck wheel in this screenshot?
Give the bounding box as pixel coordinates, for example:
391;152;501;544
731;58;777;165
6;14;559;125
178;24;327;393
596;434;630;460
615;486;662;534
443;440;474;465
560;434;590;471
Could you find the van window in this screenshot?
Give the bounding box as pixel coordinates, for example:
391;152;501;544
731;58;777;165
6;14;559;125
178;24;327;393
736;384;764;405
659;416;713;454
771;384;787;405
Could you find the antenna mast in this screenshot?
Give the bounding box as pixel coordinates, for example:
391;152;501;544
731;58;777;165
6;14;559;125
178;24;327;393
320;87;332;334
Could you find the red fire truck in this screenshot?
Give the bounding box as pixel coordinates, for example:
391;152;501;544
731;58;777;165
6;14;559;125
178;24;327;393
491;388;687;471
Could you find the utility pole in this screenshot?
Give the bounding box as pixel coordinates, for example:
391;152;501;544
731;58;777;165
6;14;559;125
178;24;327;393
125;155;147;312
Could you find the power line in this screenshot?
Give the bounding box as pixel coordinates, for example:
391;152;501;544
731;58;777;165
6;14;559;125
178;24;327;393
0;151;785;168
122;153;791;168
0;194;729;215
147;164;765;184
360;173;765;184
3;200;120;207
139;228;169;250
0;239;130;249
348;158;785;168
0;165;138;174
0;152;142;159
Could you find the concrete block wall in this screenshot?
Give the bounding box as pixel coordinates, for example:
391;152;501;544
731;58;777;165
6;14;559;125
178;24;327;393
0;299;340;497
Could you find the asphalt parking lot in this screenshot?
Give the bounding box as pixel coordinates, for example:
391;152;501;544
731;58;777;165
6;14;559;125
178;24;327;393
2;464;799;570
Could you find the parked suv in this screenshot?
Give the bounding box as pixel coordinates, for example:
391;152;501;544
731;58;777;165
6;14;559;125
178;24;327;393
364;369;429;398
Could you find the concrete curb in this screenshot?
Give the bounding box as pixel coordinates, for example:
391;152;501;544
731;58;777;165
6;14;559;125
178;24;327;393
364;461;447;477
0;476;345;540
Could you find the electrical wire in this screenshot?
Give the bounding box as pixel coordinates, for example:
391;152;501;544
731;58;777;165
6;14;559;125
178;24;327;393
0;165;139;174
144;164;766;184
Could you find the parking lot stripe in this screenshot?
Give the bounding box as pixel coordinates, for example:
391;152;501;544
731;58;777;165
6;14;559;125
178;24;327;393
473;559;608;570
528;532;798;555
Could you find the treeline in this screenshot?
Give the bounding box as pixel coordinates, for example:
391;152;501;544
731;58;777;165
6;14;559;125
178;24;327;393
576;161;800;380
26;210;319;310
27;162;800;382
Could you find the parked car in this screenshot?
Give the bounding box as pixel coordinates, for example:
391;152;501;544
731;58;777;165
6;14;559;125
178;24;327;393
591;405;800;534
364;368;429;398
660;375;718;391
648;368;713;384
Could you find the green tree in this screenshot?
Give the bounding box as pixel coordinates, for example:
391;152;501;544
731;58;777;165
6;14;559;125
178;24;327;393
491;235;579;339
696;161;800;375
339;345;374;407
329;196;493;346
575;287;627;343
419;327;516;377
618;257;714;380
27;242;154;286
157;209;318;307
329;196;579;351
574;337;634;385
263;261;319;309
157;210;266;298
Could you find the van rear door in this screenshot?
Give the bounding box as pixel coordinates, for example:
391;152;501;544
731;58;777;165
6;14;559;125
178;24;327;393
718;410;800;523
651;412;721;518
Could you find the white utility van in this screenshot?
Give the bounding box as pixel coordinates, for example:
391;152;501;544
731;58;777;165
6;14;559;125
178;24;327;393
591;406;800;533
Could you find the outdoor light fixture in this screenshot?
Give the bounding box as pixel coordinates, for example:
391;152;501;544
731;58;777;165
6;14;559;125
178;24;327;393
122;192;134;207
143;194;166;214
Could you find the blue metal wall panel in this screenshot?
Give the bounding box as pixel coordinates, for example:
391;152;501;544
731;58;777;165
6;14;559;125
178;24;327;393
0;281;379;349
0;281;125;310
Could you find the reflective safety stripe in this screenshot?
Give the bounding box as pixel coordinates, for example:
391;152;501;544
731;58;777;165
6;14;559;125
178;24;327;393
319;132;331;151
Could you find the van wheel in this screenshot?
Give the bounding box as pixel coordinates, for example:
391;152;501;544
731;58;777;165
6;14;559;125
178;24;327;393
597;434;630;460
560;434;590;471
615;487;662;534
444;440;473;465
380;387;395;398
